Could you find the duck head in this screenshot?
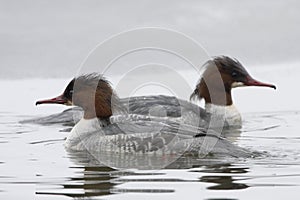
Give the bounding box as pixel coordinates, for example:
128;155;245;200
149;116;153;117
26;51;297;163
190;56;276;106
36;73;117;120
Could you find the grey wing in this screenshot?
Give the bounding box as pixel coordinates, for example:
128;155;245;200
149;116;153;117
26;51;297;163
120;95;209;127
120;95;202;116
121;95;210;127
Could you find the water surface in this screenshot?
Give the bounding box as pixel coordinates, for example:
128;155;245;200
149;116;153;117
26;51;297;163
0;71;299;199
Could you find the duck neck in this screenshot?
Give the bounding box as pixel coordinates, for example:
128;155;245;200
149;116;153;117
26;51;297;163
205;103;242;127
195;78;233;106
82;94;113;120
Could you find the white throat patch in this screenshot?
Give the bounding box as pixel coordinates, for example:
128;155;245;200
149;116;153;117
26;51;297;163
231;82;245;88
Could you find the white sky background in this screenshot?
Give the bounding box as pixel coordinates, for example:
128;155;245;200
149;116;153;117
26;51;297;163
0;0;299;79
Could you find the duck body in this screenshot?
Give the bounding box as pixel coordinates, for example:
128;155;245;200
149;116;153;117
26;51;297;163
65;113;250;158
65;114;198;152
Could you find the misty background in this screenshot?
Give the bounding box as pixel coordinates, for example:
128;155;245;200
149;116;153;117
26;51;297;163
0;0;299;79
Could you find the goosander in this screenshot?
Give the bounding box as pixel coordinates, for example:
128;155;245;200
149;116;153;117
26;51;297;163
35;73;251;158
34;56;275;128
189;56;276;127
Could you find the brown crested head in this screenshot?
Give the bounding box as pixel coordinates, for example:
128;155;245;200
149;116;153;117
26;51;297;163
36;73;119;120
190;56;276;106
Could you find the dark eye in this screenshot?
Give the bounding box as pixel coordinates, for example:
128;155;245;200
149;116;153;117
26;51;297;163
64;89;73;100
231;71;238;78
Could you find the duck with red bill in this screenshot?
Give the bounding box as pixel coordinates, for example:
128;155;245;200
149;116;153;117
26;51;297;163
36;56;276;128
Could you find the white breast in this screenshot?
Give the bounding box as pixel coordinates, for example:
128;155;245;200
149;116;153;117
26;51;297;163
205;104;242;127
64;114;158;150
65;118;105;150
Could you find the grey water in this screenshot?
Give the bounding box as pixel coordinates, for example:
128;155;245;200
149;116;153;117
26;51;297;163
1;62;300;199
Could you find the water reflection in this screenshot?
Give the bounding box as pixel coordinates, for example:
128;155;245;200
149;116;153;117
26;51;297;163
200;175;248;190
37;150;118;197
36;151;175;197
190;163;249;190
36;149;252;198
37;166;118;198
195;163;248;173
